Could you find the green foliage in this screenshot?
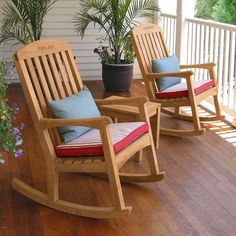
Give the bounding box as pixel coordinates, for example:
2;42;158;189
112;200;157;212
0;61;24;163
0;61;7;100
195;0;236;25
0;0;57;45
212;0;236;24
195;0;217;20
74;0;160;64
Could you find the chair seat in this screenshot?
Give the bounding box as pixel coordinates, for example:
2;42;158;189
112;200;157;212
156;79;215;99
55;122;149;157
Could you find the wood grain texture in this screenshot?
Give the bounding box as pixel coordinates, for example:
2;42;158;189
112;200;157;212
1;81;236;235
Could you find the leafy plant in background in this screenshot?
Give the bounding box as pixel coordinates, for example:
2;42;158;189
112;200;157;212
212;0;236;25
93;35;135;64
0;0;57;45
0;61;24;164
195;0;236;25
74;0;160;64
195;0;217;20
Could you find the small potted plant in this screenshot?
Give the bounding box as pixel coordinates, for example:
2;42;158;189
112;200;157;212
0;61;24;164
73;0;160;92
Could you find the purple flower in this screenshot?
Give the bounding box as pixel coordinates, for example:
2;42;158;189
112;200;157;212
12;127;19;135
15;149;23;158
19;123;25;130
15;135;23;146
11;103;19;114
15;134;20;141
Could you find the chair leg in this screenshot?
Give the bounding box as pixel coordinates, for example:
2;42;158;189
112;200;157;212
47;170;59;201
134;149;143;162
213;94;224;118
146;136;162;176
150;112;160;149
190;103;202;131
106;162;126;210
175;106;180;116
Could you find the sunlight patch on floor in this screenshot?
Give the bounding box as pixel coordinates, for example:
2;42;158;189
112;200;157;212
208;121;236;146
181;106;213;117
181;107;236;147
215;127;236;146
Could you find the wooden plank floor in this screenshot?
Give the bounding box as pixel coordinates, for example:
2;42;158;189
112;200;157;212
1;80;236;236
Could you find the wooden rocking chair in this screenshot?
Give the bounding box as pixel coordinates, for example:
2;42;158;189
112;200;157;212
13;39;164;218
130;23;224;136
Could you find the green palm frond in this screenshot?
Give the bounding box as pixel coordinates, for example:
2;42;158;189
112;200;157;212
126;0;157;24
73;0;160;63
0;0;57;45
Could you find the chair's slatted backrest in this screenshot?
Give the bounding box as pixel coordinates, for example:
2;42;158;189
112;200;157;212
130;24;169;100
131;23;169;74
14;40;84;146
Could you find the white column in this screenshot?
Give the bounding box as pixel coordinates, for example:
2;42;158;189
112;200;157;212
175;0;195;63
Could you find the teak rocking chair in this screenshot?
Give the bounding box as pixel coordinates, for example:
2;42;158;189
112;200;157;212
13;39;164;218
130;23;224;136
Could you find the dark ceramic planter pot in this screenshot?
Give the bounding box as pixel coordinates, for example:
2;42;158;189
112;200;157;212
102;63;133;92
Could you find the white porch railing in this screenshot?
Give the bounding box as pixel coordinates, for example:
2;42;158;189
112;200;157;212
160;13;176;55
160;13;236;117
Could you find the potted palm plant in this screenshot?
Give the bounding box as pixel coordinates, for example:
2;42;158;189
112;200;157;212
74;0;160;92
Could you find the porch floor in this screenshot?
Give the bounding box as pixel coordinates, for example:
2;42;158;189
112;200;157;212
1;80;236;236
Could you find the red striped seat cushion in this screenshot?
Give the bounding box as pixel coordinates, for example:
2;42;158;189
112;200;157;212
156;79;215;99
55;122;149;157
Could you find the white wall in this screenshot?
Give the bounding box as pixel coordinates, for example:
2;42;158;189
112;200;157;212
158;0;177;14
0;0;141;82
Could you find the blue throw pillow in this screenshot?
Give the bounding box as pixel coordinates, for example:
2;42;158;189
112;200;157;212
152;55;181;91
49;86;100;143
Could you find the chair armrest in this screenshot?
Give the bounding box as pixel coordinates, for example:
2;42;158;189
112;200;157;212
95;97;157;123
147;71;198;96
146;70;193;80
39;116;112;129
95;96;148;107
96;96;154;122
180;62;215;70
40;117;116;156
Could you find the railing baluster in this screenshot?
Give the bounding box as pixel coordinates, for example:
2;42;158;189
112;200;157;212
191;22;196;66
204;26;210;80
186;21;191;64
209;27;214;62
223;31;230;106
196;24;201;78
199;24;204;80
213;28;219;67
234;43;236;111
217;29;224;103
229;32;235;109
